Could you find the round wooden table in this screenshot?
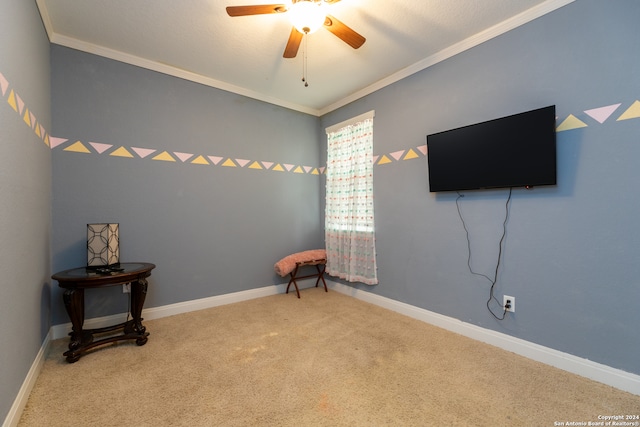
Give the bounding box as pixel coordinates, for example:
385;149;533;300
52;262;156;363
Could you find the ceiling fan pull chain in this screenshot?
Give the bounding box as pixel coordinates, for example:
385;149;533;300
302;33;309;87
301;34;305;85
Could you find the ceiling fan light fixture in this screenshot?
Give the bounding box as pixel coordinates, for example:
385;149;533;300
288;0;326;34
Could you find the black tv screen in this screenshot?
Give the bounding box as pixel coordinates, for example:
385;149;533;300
427;105;557;192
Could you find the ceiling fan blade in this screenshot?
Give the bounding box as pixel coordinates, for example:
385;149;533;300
324;14;365;49
226;4;287;17
283;27;304;58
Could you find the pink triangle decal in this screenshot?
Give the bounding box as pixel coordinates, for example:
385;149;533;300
16;94;25;114
390;150;405;161
174;152;194;162
584;104;621;124
235;159;250;167
131;147;156;158
0;72;8;96
89;142;113;154
208;156;223;165
49;137;68;149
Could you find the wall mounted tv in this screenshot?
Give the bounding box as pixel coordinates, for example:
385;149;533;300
427;105;556;192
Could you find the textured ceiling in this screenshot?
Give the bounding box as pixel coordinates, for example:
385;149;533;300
36;0;574;116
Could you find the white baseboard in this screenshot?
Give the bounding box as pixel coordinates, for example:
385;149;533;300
51;281;323;340
41;278;638;398
2;332;51;427
325;280;640;396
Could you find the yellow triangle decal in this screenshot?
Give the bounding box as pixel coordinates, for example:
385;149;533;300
152;151;176;162
248;161;263;169
7;90;18;112
222;158;237;167
191;155;209;165
556;114;588;132
403;149;419;160
110;146;134;158
64;141;91;153
617;100;640;121
272;164;285;172
377;155;392;165
23;109;31;127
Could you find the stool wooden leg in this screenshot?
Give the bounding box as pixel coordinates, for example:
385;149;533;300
315;264;328;292
286;266;301;298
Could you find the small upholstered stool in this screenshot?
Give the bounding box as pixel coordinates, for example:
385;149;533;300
274;249;327;298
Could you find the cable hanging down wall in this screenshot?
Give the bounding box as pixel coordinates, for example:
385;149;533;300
456;187;513;320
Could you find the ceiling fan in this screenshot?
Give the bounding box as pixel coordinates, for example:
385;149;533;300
226;0;366;58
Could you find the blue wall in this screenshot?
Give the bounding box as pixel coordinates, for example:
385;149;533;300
50;46;324;325
0;0;52;421
321;0;640;375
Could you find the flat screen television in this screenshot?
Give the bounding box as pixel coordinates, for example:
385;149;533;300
427;105;556;192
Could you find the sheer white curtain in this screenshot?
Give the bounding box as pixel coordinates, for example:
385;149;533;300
325;111;378;285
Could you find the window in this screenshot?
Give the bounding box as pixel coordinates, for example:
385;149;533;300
324;111;377;285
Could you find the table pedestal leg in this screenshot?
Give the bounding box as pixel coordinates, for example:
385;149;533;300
130;278;149;345
63;288;90;363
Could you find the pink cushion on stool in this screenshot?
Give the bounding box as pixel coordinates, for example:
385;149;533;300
274;249;327;277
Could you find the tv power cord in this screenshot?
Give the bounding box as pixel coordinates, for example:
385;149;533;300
456;188;513;320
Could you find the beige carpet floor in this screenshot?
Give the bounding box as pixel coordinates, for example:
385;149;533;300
19;287;639;426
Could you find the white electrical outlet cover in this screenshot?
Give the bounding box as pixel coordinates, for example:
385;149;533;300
503;295;515;312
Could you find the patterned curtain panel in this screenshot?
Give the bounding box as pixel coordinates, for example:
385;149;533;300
325;117;378;285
